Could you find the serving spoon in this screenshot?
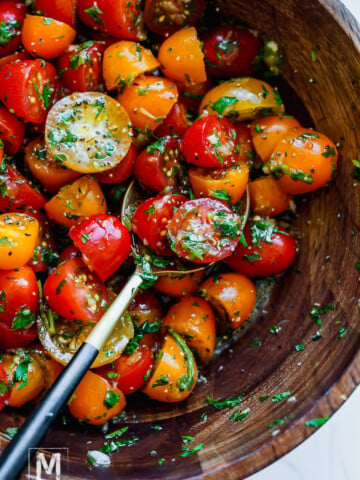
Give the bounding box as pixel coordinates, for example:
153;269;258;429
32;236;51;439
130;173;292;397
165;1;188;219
0;180;249;480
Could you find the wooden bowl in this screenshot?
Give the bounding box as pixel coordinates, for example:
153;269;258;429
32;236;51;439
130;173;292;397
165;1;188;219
1;1;360;478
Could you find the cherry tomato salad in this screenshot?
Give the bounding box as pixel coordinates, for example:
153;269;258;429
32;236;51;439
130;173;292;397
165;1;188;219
0;0;338;434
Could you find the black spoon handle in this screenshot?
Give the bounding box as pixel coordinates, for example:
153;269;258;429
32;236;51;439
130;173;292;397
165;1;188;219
0;271;143;480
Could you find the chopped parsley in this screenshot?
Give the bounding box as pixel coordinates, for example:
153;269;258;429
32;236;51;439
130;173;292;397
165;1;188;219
205;394;244;410
230;408;250;422
211;189;231;201
272;391;291;402
124;317;160;355
209;96;238;115
305;417;329;427
104;389;120;409
11;306;35;330
84;5;105;27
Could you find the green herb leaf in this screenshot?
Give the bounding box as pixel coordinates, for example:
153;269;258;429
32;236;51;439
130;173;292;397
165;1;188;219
104;389;120;409
11;306;35;330
272;391;291;403
209;96;238;115
305;417;329;427
205;394;244;410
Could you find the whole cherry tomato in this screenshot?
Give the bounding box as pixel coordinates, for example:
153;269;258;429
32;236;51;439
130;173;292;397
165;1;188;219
248;176;293;218
154;102;190;138
25;208;58;272
34;0;76;27
0;1;27;57
144;0;204;35
0;106;24;154
0;322;38;349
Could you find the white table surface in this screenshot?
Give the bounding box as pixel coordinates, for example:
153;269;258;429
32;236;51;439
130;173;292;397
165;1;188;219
249;1;360;479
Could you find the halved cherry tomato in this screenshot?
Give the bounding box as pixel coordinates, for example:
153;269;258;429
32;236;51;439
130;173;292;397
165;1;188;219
57;41;105;93
234;122;256;164
31;349;63;392
0;163;46;212
2;350;45;407
25;208;58;272
154;271;204;297
44;175;107;228
0;213;39;270
0;364;11;410
103;40;159;91
0;50;29;69
95;143;136;184
203;25;260;78
167;198;242;263
34;0;76;27
133;136;182;192
45;92;132;174
142;330;198;402
0;266;38;329
250;115;301;162
268;127;338;194
249;176;293;217
0;59;57;123
0;106;25;154
132;193;188;256
162;296;216;363
227;220;297;277
22;15;76;59
77;0;146;41
68;370;126;425
189;163;249;204
24;136;81;193
117;75;178;131
200;77;284;121
144;0;204;35
0;1;26;57
154;102;190;138
69;214;131;281
181;115;239;168
200;272;256;329
44;257;110;323
158;27;206;85
0;322;38;349
96;343;154;394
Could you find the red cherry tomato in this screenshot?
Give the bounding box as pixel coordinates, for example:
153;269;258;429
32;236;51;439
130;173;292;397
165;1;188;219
43;258;110;323
0;50;29;69
181;115;239;168
167;197;243;263
95;144;136;184
0;266;38;329
97;343;154;394
25;209;58;272
202;25;260;78
0;1;27;57
0;364;11;410
132;193;188;256
59;245;81;263
144;0;204;35
0;322;38;349
0;105;25;154
154;102;190;138
34;0;76;27
69;214;132;281
0;163;46;212
57;41;105;93
134;136;182;193
227;220;297;277
0;59;57;123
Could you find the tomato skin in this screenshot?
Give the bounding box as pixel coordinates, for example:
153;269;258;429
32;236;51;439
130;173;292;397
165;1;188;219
0;322;38;349
0;266;38;328
0;59;58;123
0;50;29;69
59;245;81;262
132;194;188;256
0;106;25;154
268;127;338;194
249;176;293;217
234;122;255;164
203;25;260;78
77;0;146;41
182;115;239;168
0;364;11;410
154;271;204;297
25;208;58;272
133;136;182;193
144;0;204;35
68;370;126;425
167;197;242;264
35;0;76;27
227;222;297;277
96;343;154;394
57;41;105;93
69;214;131;281
44;258;110;323
0;1;27;57
154;102;190;138
95;144;136;184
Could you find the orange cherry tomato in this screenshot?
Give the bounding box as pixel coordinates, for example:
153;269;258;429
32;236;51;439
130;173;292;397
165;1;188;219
249;176;293;217
250;115;301;162
2;351;45;407
68;371;126;425
142;330;198;403
0;213;39;270
189;163;249;205
158;27;206;85
162;296;216;363
31;350;63;391
44;175;107;228
154;271;204;297
268;127;338;194
200;273;256;329
21;15;76;59
103;41;159;91
117;75;178;131
24;137;81;193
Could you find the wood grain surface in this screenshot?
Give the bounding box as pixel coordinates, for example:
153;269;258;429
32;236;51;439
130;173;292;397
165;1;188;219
0;1;359;479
